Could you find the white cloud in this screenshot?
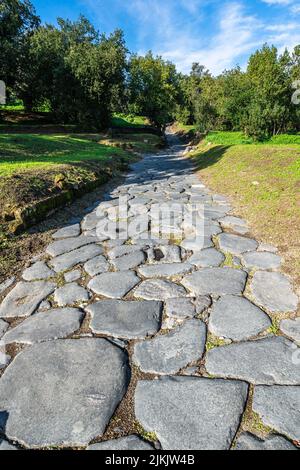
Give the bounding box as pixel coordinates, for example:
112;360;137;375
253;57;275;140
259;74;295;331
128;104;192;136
262;0;293;5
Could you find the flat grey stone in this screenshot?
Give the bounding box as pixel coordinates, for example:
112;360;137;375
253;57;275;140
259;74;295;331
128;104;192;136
0;339;129;448
64;270;82;283
84;255;109;277
133;319;206;374
242;251;281;270
111;251;146;271
253;385;300;441
234;432;297;450
218;233;258;255
54;283;89;307
180;237;214;252
0;277;15;296
0;281;56;319
50;244;103;273
182;268;247;296
0;438;18;450
146;245;182;264
88;272;140;299
138;263;192;278
81;213;104;231
219;216;248;228
194;296;212;314
251;272;298;313
209;295;271;341
87;300;162;339
22;261;55;281
165;298;196;319
108;244;144;259
280;318;300;343
52;224;81;239
189;249;225;268
87;435;154;450
47;236;97;257
258;243;278;253
1;308;84;345
134;279;186;301
135;377;248;450
0;319;8;339
206;336;300;385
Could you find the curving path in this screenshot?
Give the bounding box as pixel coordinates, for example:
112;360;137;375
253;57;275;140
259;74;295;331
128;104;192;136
0;132;299;450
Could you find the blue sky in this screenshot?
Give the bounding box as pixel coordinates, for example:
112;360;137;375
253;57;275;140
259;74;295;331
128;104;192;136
32;0;300;75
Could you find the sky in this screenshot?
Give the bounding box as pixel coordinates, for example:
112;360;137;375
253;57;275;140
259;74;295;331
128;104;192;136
31;0;300;75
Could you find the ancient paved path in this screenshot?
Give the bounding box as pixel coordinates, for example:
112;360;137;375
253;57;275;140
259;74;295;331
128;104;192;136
0;132;299;450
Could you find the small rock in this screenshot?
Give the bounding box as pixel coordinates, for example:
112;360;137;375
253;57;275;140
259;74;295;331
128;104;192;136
88;272;140;299
182;268;247;296
52;224;81;239
206;336;300;385
242;251;281;270
111;251;146;271
84;255;110;277
280;318;300;344
1;308;84;345
87;435;154;450
64;270;82;283
251;271;298;313
165;298;196;319
86;300;162;339
134;279;187;301
133;319;206;374
209;295;271;341
0;281;56;319
189;248;225;268
146;245;182;264
50;244;103;273
22;261;55;281
54;283;89;306
194;296;212;314
218;233;258;255
138;263;192;278
253;385;300;441
234;432;297;450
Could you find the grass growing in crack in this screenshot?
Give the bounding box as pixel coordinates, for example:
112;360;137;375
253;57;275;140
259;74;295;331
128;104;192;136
221;252;241;269
267;317;281;335
241;385;273;437
206;333;227;351
135;422;158;443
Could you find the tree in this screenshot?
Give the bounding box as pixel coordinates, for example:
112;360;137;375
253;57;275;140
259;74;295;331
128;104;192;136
128;52;180;128
0;0;39;94
20;17;127;128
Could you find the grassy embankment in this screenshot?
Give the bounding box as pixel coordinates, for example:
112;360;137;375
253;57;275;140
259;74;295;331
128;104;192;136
178;126;300;294
0;112;162;281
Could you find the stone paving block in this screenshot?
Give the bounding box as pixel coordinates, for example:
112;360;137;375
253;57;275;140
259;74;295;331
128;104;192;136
0;281;56;319
87;435;154;450
54;283;90;306
135;377;248;450
0;339;129;448
218;233;258;255
134;279;187;301
250;271;298;313
88;272;140;299
253;385;300;441
234;432;297;450
182;268;247;296
52;224;81;239
87;300;162;339
22;262;55;281
50;244;103;273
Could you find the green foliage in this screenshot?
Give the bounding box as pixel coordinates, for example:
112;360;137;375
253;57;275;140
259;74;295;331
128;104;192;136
177;45;300;139
128;52;180;128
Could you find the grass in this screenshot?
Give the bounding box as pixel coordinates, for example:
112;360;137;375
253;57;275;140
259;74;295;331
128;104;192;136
205;131;300;146
111;113;148;128
189;135;300;298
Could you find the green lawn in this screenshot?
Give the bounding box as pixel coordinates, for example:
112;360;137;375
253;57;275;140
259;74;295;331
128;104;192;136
205;131;300;146
189;138;300;296
0;134;128;176
111;113;148;128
